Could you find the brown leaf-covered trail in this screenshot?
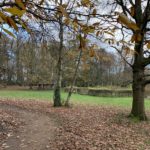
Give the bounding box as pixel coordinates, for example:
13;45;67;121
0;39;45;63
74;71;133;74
1;99;150;150
0;101;57;150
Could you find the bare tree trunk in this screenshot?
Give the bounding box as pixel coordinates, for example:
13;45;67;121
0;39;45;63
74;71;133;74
53;0;63;107
65;48;82;107
130;41;147;120
53;56;62;107
16;48;23;85
130;67;147;120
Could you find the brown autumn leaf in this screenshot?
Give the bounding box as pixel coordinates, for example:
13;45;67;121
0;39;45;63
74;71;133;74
147;42;150;49
58;5;68;17
81;0;91;7
130;6;135;17
96;31;100;36
92;9;97;17
89;49;95;57
15;0;26;10
131;33;142;43
117;13;139;31
7;17;18;31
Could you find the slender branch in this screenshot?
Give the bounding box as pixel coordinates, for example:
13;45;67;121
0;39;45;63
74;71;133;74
115;0;131;17
65;47;82;106
112;46;133;68
142;0;150;30
129;0;134;6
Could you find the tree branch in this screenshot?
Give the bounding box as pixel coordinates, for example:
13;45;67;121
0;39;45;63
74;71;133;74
111;46;133;68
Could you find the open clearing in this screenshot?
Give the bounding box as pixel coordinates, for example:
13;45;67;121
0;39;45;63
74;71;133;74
1;98;150;150
1;89;150;109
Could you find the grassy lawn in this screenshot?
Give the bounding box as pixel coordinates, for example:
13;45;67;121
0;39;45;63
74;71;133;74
0;89;150;109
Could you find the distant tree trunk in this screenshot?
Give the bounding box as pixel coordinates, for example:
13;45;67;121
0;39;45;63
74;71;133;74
7;69;13;84
16;49;23;85
53;0;63;107
53;56;62;107
65;48;82;107
16;37;23;86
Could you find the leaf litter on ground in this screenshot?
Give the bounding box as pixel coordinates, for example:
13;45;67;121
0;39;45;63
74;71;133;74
0;98;150;150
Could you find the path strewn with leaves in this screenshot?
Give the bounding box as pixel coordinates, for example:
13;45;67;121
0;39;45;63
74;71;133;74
0;100;57;150
0;99;150;150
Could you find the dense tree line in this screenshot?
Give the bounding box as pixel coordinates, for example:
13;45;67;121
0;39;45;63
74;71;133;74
0;31;131;88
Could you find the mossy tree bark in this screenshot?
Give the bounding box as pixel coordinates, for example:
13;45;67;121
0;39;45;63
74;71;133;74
53;0;63;107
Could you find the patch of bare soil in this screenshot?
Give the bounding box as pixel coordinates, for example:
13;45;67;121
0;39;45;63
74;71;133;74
1;99;150;150
0;100;57;150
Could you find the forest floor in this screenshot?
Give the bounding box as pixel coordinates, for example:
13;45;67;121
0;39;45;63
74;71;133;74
1;99;150;150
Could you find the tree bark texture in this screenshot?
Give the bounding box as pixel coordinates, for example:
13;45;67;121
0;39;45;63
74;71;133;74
53;0;63;107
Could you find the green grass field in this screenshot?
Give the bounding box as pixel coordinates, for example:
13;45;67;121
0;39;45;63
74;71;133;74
0;90;150;109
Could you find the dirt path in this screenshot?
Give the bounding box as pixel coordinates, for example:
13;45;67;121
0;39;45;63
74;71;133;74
0;103;57;150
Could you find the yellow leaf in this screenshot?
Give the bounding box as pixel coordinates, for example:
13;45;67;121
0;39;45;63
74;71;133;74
130;23;140;31
2;28;16;38
81;0;91;7
39;0;44;5
4;6;26;17
131;34;136;43
62;4;68;8
137;33;142;42
111;28;116;33
73;22;78;31
82;26;95;34
89;49;95;57
92;9;97;17
120;40;129;45
64;18;70;25
104;31;114;36
93;22;100;26
0;17;3;23
117;13;139;31
147;42;150;49
0;12;7;22
73;17;78;24
58;5;68;17
96;31;100;36
20;21;30;33
15;0;26;10
131;33;142;43
80;36;86;48
130;6;135;17
124;47;130;55
7;17;18;31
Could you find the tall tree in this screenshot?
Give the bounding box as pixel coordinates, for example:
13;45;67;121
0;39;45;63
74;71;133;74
53;0;64;107
98;0;150;120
